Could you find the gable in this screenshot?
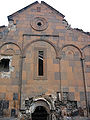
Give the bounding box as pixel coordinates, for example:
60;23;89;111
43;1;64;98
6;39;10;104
8;1;65;21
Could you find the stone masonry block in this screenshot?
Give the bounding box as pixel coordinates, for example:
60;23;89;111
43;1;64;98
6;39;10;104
12;78;19;85
87;92;90;100
85;68;90;73
85;56;90;62
68;92;75;100
53;59;59;64
55;72;60;80
16;71;19;78
61;72;67;80
0;93;6;99
13;93;18;100
72;36;78;41
63;87;69;92
59;36;65;40
80;92;85;101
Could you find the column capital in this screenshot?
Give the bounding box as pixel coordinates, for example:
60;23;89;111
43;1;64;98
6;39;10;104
80;58;85;60
56;56;62;60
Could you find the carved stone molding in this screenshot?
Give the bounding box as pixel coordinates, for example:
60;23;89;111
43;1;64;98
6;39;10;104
30;17;48;31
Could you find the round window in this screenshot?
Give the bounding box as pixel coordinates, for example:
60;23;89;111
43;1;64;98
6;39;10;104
30;17;48;31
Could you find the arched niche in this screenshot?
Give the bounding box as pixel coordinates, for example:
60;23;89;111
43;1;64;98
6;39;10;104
0;42;21;80
82;45;90;98
22;40;60;100
60;44;84;102
61;44;82;59
82;45;90;61
23;39;58;58
0;42;21;55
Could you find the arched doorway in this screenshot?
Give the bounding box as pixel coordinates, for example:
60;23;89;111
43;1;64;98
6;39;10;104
32;106;49;120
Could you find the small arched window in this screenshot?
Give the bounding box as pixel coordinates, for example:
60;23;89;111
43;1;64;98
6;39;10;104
34;47;47;80
38;51;44;76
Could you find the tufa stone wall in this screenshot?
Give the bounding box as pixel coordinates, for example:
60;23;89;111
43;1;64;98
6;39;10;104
0;1;90;118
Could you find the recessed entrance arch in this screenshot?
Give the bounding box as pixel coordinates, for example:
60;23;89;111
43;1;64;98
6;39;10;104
32;106;49;120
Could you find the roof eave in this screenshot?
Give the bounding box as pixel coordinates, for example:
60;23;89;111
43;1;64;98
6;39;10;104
41;1;65;18
7;1;38;21
7;1;65;21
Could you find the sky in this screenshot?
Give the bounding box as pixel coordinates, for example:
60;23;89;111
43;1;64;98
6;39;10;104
0;0;90;32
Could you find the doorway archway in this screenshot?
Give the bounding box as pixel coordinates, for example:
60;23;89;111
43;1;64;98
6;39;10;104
32;106;49;120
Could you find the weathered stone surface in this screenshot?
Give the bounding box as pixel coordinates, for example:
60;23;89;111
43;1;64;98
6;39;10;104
0;1;90;118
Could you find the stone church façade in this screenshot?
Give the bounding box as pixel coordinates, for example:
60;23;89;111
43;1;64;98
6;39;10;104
0;1;90;119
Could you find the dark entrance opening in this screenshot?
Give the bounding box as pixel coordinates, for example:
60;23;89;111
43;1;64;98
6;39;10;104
32;106;49;120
